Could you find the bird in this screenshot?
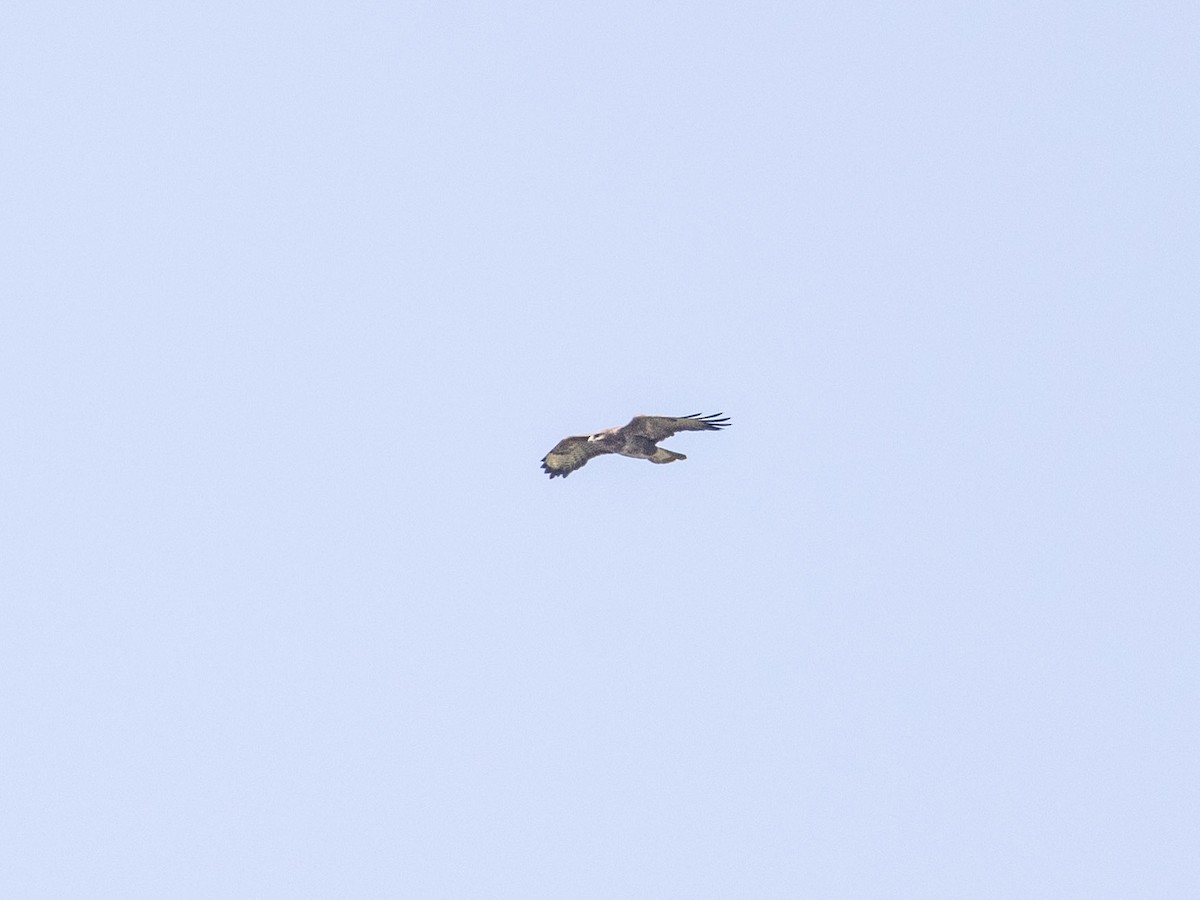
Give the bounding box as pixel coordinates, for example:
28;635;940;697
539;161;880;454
540;413;731;479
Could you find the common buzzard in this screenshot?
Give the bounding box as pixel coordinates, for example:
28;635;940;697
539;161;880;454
540;413;731;479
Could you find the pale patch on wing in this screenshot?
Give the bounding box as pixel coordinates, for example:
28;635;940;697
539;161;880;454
546;444;588;468
541;435;606;478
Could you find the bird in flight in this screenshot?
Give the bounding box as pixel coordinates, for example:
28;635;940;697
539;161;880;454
540;413;731;479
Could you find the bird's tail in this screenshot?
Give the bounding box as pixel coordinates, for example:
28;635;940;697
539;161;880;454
649;448;686;465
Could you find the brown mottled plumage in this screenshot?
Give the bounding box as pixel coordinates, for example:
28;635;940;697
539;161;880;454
541;413;731;479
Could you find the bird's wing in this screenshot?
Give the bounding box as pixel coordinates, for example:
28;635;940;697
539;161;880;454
624;413;731;441
540;435;612;479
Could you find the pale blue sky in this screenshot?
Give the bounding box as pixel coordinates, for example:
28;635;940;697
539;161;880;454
3;2;1199;897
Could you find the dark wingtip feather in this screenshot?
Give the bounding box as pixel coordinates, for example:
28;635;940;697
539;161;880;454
689;412;730;429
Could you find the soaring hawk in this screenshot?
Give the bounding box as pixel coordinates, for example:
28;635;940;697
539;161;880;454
540;413;730;479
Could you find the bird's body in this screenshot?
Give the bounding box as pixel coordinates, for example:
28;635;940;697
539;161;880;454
540;413;730;478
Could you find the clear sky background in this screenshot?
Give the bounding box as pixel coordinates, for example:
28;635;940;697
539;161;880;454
3;2;1198;897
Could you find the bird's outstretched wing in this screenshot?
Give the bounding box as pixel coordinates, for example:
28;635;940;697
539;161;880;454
540;435;613;479
624;413;731;442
